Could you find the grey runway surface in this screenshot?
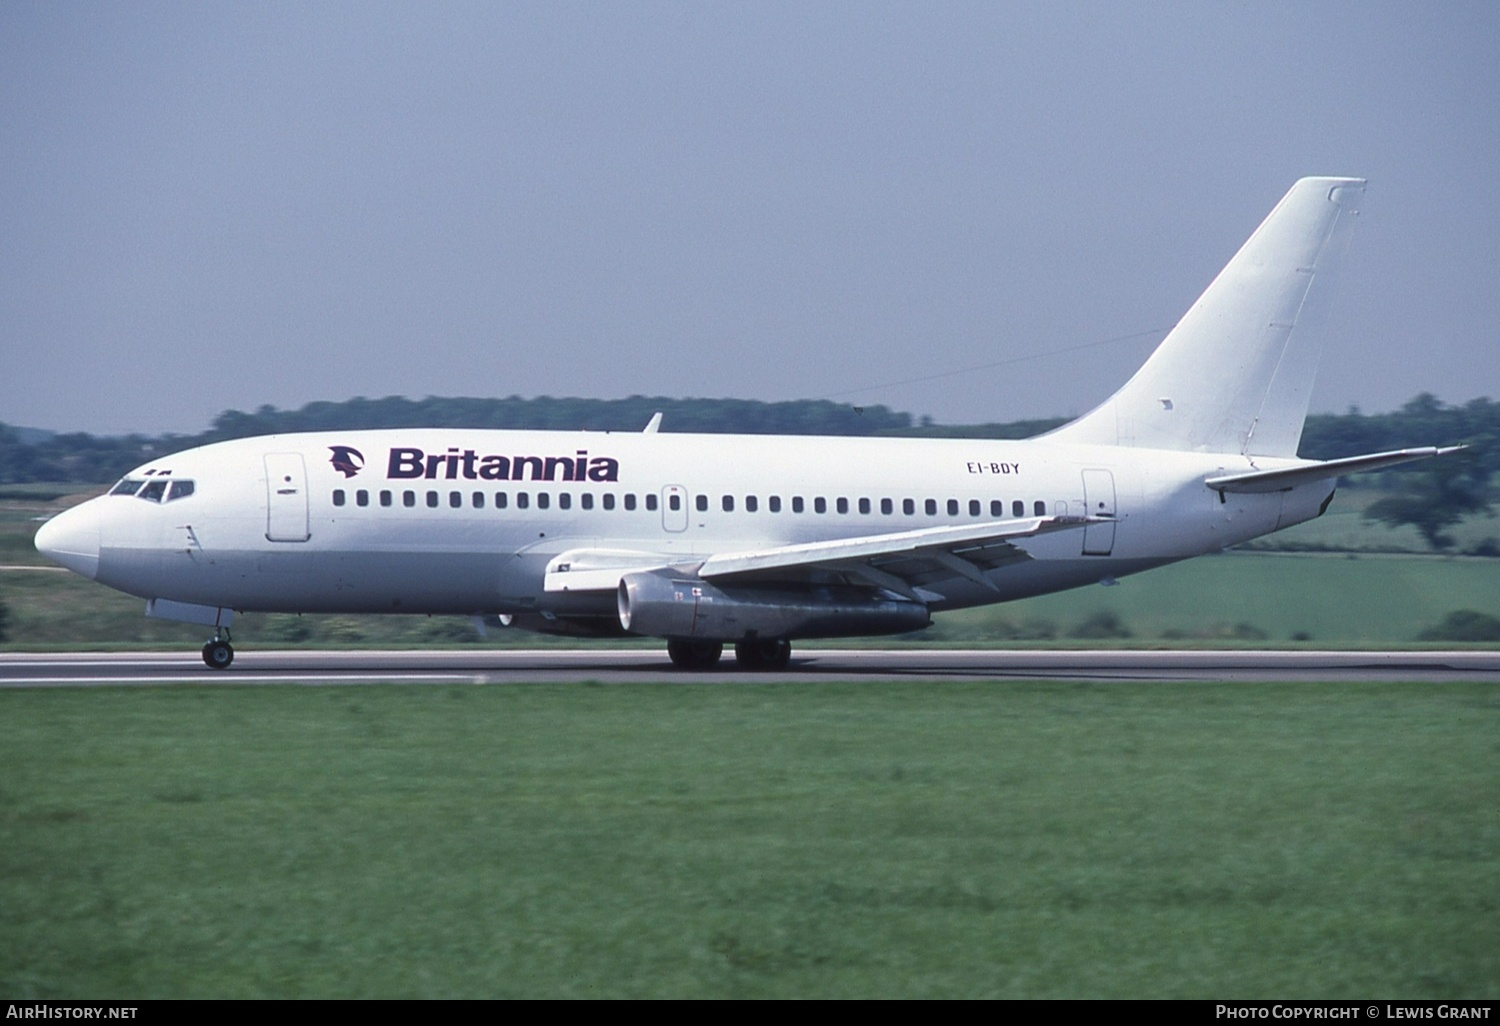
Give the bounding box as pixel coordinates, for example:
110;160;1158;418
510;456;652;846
3;649;1499;686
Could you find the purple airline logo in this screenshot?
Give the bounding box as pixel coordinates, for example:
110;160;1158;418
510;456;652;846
328;445;365;478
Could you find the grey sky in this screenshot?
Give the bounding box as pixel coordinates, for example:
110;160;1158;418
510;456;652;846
3;1;1496;436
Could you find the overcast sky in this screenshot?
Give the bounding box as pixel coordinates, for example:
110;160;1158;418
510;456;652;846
3;1;1496;436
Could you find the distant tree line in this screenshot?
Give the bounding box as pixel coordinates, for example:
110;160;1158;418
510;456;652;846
3;393;1495;529
1303;394;1499;549
0;396;912;485
204;394;919;439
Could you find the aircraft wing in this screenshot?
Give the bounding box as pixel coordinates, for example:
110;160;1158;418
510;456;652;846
1204;446;1463;494
544;515;1095;601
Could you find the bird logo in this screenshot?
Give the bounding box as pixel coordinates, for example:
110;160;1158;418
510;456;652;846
328;445;365;478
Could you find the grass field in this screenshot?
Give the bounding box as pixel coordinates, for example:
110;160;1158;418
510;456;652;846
932;550;1500;644
2;680;1496;998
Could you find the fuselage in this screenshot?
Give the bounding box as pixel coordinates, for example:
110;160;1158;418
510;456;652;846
35;428;1334;625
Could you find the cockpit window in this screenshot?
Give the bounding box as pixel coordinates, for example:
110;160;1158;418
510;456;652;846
113;476;196;502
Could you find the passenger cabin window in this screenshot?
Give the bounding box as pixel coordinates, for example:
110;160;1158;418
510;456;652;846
603;494;615;510
722;495;734;513
903;499;915;515
1012;500;1024;517
814;497;827;514
925;499;937;516
333;490;346;507
426;491;439;508
624;494;637;511
769;496;781;513
380;490;392;507
582;493;594;510
495;492;508;509
792;496;804;513
558;493;571;510
969;499;981;517
836;497;849;514
745;495;758;513
991;500;1003;516
694;494;706;512
357;490;369;507
946;499;959;516
537;493;550;510
646;494;658;511
403;491;416;507
1034;500;1047;516
880;498;893;515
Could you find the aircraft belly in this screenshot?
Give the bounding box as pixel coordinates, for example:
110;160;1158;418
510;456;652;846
98;545;516;614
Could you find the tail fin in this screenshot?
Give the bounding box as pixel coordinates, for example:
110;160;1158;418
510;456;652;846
1044;177;1365;457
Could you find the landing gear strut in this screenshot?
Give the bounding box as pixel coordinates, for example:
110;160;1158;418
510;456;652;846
202;629;234;670
666;639;722;670
734;638;792;671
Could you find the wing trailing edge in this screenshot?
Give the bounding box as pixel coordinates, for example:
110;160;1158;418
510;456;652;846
542;515;1098;596
696;515;1090;579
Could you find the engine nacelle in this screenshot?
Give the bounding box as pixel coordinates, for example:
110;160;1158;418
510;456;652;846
617;570;930;641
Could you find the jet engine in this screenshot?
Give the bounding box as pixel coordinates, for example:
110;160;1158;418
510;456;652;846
616;569;930;641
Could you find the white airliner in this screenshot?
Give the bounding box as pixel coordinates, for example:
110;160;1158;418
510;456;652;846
36;177;1456;670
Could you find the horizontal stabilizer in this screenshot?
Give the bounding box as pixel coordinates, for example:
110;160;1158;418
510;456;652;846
1204;446;1464;494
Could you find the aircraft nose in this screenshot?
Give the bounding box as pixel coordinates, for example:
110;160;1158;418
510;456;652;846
34;501;103;580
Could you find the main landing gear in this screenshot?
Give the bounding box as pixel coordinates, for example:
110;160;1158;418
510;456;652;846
201;629;234;669
734;638;792;671
666;639;722;670
665;638;793;671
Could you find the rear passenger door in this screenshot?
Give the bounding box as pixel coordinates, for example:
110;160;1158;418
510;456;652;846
1081;469;1115;556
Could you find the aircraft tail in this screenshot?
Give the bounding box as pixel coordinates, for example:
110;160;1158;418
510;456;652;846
1044;177;1365;457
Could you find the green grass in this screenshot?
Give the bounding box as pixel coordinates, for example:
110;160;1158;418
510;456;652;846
1244;487;1500;555
2;681;1496;998
933;550;1500;644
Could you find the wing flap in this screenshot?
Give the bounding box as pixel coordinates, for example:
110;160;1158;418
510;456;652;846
697;515;1092;579
544;549;686;593
542;515;1095;595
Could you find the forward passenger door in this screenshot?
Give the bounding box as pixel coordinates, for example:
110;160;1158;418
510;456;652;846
265;453;310;542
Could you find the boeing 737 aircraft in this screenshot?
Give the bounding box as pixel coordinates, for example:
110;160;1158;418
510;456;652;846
36;177;1456;669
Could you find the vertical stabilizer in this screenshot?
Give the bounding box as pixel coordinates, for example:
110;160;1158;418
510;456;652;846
1044;177;1364;456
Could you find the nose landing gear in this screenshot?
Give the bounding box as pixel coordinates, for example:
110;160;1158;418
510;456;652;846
202;629;234;669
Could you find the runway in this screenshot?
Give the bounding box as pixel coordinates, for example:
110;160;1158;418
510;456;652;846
3;647;1499;686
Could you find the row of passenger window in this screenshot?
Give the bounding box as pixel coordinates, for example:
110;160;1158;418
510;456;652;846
335;488;649;511
332;488;1049;518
